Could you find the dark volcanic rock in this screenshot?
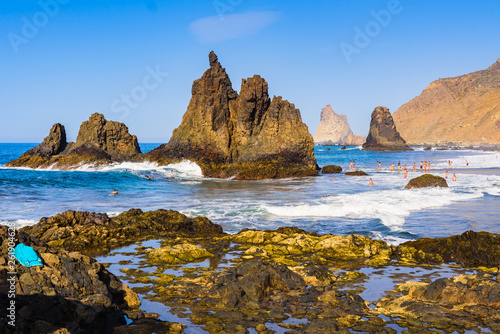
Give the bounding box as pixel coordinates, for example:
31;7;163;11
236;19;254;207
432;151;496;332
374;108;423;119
405;174;448;189
0;226;144;333
6;113;141;169
26;123;67;157
75;113;141;159
345;170;369;176
203;260;305;308
20;209;225;255
321;165;342;173
362;106;412;151
396;230;500;267
146;51;318;180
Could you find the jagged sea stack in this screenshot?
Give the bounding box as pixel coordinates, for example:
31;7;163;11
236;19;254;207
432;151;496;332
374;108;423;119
362;106;412;151
7;113;141;169
147;52;318;180
314;104;365;145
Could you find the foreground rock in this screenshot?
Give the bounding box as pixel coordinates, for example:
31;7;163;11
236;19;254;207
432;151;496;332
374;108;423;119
362;106;412;151
393;58;500;145
405;174;448;188
377;273;500;333
396;230;500;267
21;209;225;255
0;226;183;334
146;52;318;180
314;104;365;145
321;165;342;173
7;113;141;169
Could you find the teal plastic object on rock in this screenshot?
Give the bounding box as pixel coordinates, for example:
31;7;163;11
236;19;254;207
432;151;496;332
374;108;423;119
13;243;43;267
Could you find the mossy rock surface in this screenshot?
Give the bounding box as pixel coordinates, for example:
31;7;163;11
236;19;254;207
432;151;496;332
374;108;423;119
21;209;225;255
321;165;342;174
396;230;500;267
345;171;369;176
146;244;214;264
405;174;448;188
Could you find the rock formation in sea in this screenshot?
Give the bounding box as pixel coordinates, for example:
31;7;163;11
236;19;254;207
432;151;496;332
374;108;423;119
313;104;365;145
362;106;412;151
146;51;318;180
6;113;141;169
393;58;500;145
405;174;448;189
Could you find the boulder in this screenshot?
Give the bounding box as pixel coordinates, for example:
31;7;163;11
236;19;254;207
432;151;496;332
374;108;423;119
395;230;500;267
20;209;225;255
146;51;318;180
345;171;369;176
405;174;448;188
321;165;342;173
362;106;412;151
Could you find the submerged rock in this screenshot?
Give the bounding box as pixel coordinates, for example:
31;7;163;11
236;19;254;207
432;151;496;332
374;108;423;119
396;230;500;267
20;209;225;255
321;165;342;173
362;106;412;151
7;113;141;169
146;51;318;180
405;174;448;188
345;170;369;176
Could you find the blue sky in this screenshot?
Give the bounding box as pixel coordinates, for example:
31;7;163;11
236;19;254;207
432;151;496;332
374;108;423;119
1;0;499;142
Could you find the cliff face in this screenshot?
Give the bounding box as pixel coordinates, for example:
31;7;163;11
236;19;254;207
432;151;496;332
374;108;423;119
393;58;500;145
313;105;365;145
147;51;317;179
7;114;141;169
362;106;412;151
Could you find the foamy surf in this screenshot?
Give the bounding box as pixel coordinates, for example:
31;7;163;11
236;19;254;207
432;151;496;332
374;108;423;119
0;219;38;228
262;187;484;230
73;160;203;178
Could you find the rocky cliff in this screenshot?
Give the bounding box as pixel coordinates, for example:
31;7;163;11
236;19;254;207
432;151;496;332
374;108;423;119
393;58;500;145
362;106;412;151
6;113;141;169
313;104;365;145
147;52;318;179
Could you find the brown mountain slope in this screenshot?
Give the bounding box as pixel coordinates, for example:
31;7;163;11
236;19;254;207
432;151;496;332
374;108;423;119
393;58;500;145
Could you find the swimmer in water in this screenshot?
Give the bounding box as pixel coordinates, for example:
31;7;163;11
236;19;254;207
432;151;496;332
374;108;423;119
452;173;457;181
369;178;374;186
111;189;118;195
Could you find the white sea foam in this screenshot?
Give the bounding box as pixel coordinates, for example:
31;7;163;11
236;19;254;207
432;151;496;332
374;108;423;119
263;187;484;230
0;219;38;228
73;160;204;178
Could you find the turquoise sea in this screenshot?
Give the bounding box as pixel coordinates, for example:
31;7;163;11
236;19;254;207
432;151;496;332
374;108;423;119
1;143;499;245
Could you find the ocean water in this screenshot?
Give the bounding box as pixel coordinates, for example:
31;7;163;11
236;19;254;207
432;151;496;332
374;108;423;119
1;143;499;245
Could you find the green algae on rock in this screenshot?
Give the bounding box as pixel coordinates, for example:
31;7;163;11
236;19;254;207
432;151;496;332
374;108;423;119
396;230;500;267
20;209;225;256
145;244;214;264
225;227;392;267
145;52;318;180
376;272;500;333
405;173;448;188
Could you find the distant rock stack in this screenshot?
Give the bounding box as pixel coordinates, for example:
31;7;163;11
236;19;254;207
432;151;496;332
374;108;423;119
7;113;141;169
147;51;318;180
362;106;412;151
313;105;365;145
393;58;500;145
